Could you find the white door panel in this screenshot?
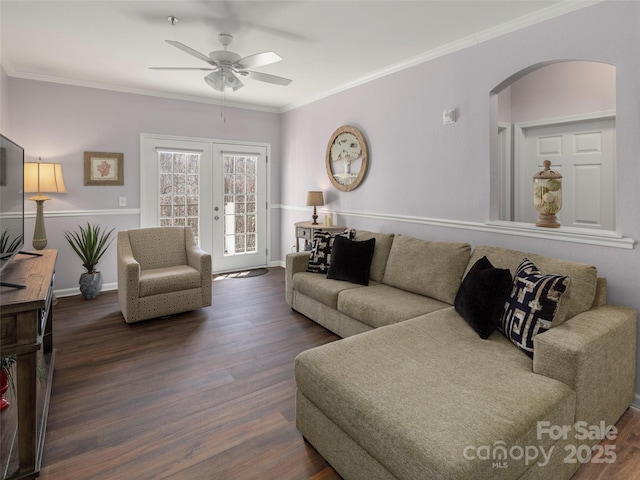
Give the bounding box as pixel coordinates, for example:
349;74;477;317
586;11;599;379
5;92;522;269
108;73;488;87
211;144;268;273
517;118;615;230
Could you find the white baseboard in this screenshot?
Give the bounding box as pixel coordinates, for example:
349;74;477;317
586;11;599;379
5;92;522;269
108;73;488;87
633;393;640;409
55;282;117;298
270;260;286;268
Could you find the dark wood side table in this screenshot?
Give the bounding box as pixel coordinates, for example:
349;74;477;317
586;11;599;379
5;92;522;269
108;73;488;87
295;221;346;252
0;250;57;480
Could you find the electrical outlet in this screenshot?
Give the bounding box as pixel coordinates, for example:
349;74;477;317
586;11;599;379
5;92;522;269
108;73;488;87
119;196;127;207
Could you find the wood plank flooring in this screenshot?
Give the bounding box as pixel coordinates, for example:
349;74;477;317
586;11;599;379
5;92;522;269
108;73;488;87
38;267;639;479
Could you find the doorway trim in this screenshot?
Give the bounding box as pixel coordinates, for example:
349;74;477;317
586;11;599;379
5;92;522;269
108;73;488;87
139;133;272;272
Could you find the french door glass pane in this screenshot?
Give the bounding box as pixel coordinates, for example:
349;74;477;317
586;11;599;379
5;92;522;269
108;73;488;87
223;154;258;256
158;151;200;240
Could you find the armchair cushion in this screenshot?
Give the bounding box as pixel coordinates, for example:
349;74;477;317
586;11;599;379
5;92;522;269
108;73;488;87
139;265;203;297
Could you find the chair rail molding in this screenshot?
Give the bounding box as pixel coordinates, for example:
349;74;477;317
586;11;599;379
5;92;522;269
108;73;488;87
277;204;635;250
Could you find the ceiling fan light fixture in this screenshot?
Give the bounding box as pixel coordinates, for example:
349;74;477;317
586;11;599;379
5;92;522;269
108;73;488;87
204;71;225;92
225;72;244;91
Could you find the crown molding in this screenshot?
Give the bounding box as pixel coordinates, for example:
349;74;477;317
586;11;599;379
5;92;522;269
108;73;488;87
4;69;281;114
281;1;602;112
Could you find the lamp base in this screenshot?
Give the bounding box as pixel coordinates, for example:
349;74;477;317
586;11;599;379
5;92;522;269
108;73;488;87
31;198;49;250
536;213;561;228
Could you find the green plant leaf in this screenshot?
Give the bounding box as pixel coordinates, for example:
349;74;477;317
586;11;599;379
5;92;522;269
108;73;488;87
64;223;114;273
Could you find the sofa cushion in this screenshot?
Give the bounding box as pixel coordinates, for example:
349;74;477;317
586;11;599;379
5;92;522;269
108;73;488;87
139;265;202;297
295;308;576;480
382;235;471;304
353;230;395;283
454;256;513;339
337;284;450;328
306;229;354;274
293;271;365;309
500;258;571;358
468;245;596;320
327;236;376;285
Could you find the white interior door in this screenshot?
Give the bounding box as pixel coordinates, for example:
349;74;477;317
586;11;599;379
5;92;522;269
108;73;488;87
517;117;615;230
211;144;268;273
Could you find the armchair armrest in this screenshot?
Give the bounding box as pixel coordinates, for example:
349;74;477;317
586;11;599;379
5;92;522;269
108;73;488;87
286;252;311;306
186;245;212;276
533;304;637;434
117;231;142;321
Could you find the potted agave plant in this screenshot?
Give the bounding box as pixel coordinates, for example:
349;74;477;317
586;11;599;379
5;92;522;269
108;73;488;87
1;356;16;411
64;223;115;300
1;229;22;254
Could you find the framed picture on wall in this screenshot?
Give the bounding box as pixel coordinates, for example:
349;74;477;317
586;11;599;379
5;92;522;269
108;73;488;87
325;126;368;192
84;151;124;186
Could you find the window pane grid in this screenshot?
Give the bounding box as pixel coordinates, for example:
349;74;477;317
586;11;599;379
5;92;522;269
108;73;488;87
223;154;258;256
158;151;200;240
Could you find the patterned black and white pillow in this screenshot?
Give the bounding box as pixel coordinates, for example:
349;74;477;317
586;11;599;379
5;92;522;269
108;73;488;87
306;229;355;274
499;258;571;358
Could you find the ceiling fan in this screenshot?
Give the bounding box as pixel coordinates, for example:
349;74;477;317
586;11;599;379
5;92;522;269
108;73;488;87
150;33;292;92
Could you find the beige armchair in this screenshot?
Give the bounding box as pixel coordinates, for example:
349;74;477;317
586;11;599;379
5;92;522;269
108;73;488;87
117;226;212;323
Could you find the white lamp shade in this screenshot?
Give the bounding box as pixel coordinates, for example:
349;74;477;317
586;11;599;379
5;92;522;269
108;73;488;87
24;162;67;194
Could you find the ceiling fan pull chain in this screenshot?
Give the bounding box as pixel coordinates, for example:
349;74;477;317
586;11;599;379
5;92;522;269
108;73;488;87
221;89;226;123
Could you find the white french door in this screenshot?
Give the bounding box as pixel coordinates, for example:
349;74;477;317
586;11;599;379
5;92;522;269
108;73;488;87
140;135;269;274
211;144;268;273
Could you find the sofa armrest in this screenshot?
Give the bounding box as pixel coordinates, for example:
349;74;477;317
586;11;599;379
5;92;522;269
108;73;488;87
286;252;311;306
533;304;637;432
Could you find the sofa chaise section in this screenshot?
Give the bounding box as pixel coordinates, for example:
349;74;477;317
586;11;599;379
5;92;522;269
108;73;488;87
296;308;578;480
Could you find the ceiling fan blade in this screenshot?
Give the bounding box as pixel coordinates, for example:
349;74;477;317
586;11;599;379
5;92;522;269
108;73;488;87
149;67;215;71
236;51;282;70
243;70;292;86
166;40;215;65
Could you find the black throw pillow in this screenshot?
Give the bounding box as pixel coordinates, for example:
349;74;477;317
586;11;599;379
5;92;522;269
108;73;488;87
326;235;376;286
454;256;513;339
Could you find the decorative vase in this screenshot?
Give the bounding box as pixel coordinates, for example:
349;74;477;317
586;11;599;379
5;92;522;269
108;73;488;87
533;160;563;228
79;272;103;300
1;371;10;411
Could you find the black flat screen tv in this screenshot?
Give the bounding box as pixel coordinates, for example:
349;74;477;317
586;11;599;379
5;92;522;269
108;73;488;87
0;133;25;276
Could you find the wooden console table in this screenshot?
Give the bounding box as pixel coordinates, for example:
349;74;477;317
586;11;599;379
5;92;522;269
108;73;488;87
295;221;347;252
0;250;57;480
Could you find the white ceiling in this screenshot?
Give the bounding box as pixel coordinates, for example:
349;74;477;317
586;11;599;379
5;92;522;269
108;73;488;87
0;1;596;112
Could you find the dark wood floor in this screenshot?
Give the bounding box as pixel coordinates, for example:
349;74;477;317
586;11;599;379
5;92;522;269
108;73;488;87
39;267;639;479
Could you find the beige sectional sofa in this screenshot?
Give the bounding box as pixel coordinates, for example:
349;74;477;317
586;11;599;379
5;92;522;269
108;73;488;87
286;230;637;480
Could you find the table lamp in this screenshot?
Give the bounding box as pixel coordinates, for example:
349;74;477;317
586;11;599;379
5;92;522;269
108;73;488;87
24;159;67;249
306;191;324;225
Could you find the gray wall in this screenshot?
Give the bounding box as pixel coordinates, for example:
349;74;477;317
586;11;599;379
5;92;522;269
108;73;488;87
6;80;281;294
280;1;640;404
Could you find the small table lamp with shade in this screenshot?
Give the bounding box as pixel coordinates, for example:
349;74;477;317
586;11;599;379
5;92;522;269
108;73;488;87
306;191;324;225
24;158;67;250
